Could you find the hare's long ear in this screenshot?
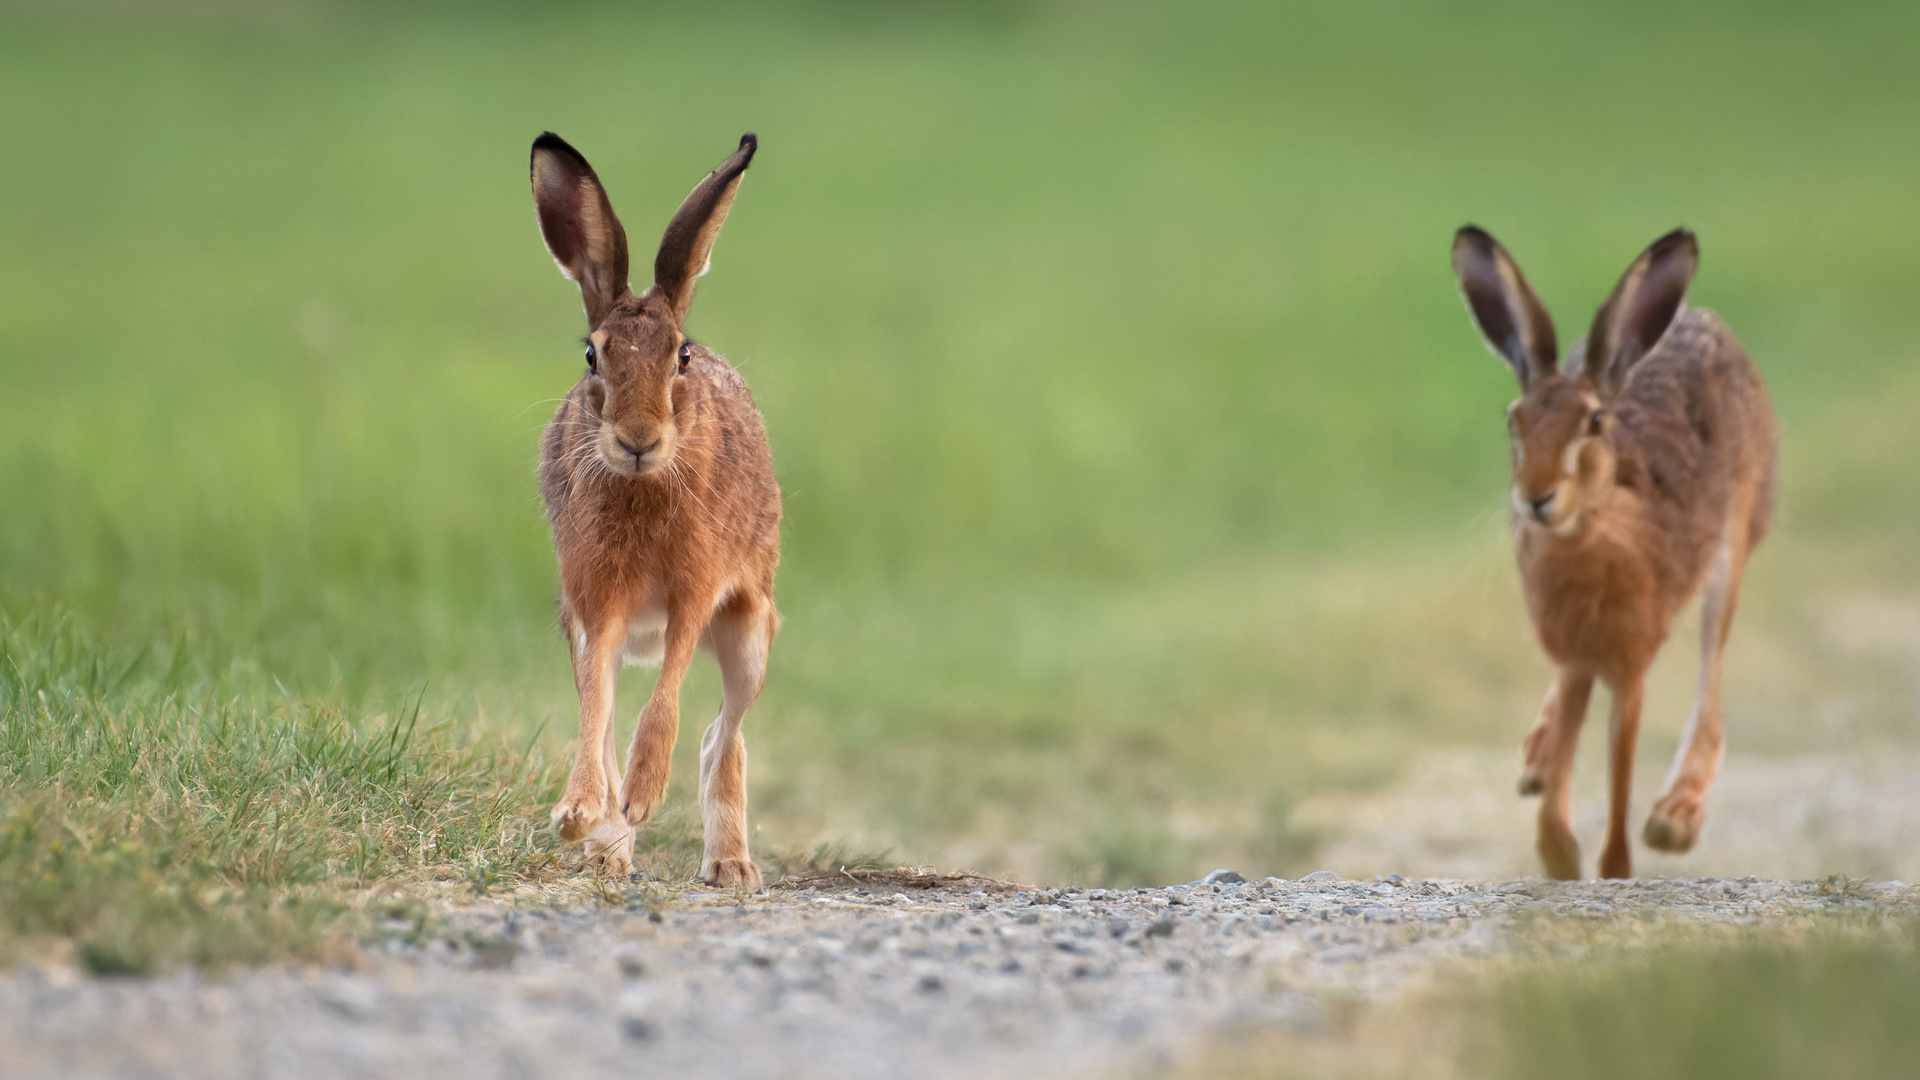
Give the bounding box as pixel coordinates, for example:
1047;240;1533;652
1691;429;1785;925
531;132;631;328
1453;226;1558;389
651;134;756;327
1582;228;1698;398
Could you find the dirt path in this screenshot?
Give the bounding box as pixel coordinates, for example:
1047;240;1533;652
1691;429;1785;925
3;873;1914;1080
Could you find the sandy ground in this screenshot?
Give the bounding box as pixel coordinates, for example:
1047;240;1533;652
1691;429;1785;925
3;871;1913;1080
1299;749;1920;882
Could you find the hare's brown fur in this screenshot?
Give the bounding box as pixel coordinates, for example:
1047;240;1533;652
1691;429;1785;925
1455;227;1777;879
531;132;779;887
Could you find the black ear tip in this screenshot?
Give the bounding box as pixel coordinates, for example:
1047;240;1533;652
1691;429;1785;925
532;131;592;173
1653;226;1699;258
1455;224;1496;252
737;132;758;161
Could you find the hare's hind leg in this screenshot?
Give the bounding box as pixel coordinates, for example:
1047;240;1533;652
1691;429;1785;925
1528;668;1593;880
1646;537;1748;853
697;592;773;889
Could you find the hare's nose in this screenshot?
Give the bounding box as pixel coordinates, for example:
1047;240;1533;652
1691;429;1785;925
1528;492;1556;522
616;436;661;460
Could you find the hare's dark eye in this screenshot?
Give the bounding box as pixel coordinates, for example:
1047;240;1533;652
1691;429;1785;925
1587;410;1604;435
677;342;691;374
585;344;597;373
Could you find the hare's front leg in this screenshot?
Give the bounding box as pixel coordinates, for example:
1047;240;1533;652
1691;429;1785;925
620;610;701;829
1647;539;1747;854
698;594;773;889
554;612;630;869
1529;668;1593;880
1599;673;1647;879
583;713;633;875
1520;672;1573;795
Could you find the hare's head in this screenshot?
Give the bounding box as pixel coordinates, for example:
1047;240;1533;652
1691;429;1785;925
531;132;756;477
1453;226;1698;535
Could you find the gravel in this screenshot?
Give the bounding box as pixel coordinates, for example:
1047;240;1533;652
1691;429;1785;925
3;873;1913;1080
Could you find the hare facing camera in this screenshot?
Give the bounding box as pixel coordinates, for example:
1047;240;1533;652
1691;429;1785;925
1452;226;1777;880
530;132;781;887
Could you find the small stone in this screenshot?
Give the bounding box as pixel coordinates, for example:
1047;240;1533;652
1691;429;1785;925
916;971;944;992
1017;910;1042;925
314;981;380;1023
1202;869;1247;885
614;948;645;979
622;1015;658;1041
1145;919;1176;939
472;939;520;972
1300;870;1341;885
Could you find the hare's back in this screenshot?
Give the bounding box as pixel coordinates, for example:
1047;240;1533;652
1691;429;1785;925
1612;308;1777;541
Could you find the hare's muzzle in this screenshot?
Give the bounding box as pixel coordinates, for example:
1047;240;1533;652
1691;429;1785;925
598;423;668;476
1513;481;1577;533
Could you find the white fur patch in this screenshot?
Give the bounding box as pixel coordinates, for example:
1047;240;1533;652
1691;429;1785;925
620;605;669;667
1561;436;1589;477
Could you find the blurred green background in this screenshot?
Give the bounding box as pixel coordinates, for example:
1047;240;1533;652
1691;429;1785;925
3;0;1917;891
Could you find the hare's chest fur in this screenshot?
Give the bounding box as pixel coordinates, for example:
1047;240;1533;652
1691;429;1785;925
1516;497;1668;678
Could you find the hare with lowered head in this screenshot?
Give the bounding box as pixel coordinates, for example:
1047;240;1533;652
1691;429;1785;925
530;132;780;887
1452;227;1777;879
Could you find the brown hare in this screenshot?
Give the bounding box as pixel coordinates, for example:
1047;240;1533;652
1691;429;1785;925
529;132;780;887
1452;226;1777;879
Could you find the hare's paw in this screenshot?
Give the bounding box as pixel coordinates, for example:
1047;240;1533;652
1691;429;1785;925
1598;841;1633;880
1644;793;1707;853
584;819;634;876
1518;727;1552;796
551;787;607;842
619;766;671;829
703;856;762;890
1535;815;1581;881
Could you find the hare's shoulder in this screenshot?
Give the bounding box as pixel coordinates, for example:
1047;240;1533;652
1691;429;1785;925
690;348;769;429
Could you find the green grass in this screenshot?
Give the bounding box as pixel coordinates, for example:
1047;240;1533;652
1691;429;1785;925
1477;922;1920;1080
0;605;571;971
3;0;1919;965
